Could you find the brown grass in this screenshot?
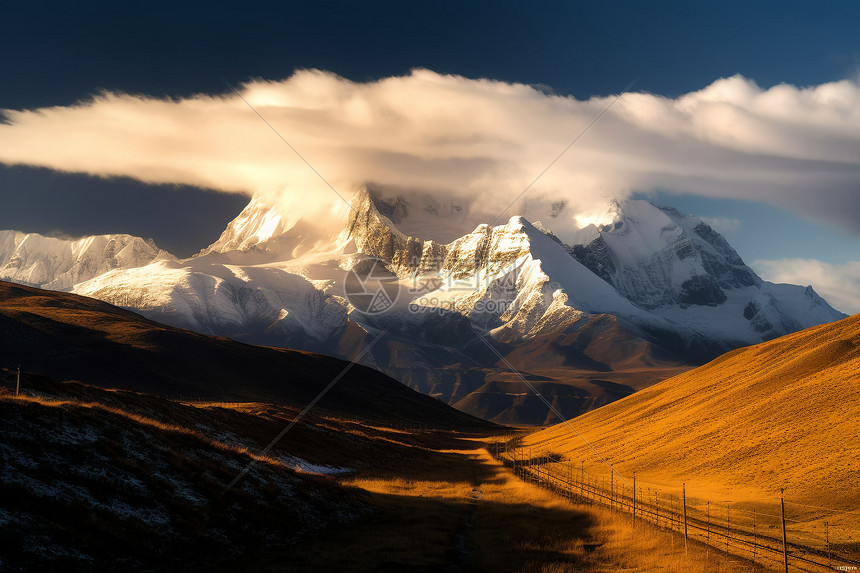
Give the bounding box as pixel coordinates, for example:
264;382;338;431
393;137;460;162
5;394;292;470
522;313;860;509
2;379;779;571
579;506;772;573
282;440;767;572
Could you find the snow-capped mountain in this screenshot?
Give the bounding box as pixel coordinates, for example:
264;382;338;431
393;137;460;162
559;200;844;351
0;230;173;290
565;200;759;309
345;191;844;353
202;195;298;254
0;189;847;424
404;215;651;339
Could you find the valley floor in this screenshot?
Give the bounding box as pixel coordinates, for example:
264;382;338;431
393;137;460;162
286;436;769;573
0;380;771;572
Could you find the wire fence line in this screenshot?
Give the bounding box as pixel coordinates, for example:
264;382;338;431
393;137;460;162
494;439;860;573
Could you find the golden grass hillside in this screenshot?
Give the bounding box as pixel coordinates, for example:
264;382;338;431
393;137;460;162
522;312;860;508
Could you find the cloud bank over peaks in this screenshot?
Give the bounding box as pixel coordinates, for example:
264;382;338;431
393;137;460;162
1;69;860;243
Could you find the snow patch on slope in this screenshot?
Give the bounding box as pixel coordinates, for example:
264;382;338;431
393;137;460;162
0;230;173;290
409;216;656;342
74;253;351;346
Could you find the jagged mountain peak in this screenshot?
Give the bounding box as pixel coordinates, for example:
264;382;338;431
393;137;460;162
202;195;298;255
343;190;844;345
0;187;849;426
200;193;356;264
566;198;760;309
352;187;480;244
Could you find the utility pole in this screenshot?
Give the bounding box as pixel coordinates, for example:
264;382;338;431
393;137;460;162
781;489;789;573
753;508;757;563
15;366;20;397
682;483;689;555
707;501;710;543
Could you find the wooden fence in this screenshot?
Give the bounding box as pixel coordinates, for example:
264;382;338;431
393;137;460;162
495;440;860;573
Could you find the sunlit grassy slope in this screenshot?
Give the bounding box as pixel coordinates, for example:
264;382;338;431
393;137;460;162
523;313;860;506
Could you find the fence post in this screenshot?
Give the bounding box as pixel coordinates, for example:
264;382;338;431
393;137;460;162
706;501;710;543
610;465;615;511
15;366;21;397
580;461;584;500
825;521;830;568
511;445;523;475
781;489;789;573
670;494;675;533
682;483;688;555
521;447;525;477
726;505;730;556
632;472;636;519
568;460;573;500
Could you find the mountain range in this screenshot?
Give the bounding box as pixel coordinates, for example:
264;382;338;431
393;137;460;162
0;189;846;424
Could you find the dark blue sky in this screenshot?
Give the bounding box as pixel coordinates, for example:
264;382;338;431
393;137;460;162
5;1;859;109
2;0;860;257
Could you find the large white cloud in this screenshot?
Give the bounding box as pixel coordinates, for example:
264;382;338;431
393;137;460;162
753;259;860;315
1;69;860;243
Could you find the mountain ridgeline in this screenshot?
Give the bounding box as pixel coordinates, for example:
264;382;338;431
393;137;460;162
0;189;846;424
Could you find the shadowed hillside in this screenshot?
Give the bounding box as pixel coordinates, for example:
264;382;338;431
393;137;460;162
451;314;692;425
0;281;492;430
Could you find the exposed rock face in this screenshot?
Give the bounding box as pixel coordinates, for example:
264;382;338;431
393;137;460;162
347;190;446;277
568;201;759;309
0;188;847;425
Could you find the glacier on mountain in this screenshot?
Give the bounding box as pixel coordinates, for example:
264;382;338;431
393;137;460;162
0;231;173;290
0;188;848;423
1;190;847;355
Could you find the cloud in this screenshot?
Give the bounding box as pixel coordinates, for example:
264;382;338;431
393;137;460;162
1;69;860;242
752;258;860;315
